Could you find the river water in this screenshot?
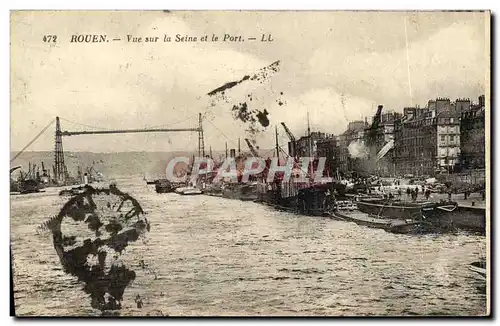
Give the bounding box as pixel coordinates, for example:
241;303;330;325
10;177;488;316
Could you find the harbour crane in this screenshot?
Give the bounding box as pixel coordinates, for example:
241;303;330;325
368;105;394;162
244;138;259;157
367;105;383;146
10;166;22;174
376;140;394;162
372;105;383;129
280;122;297;158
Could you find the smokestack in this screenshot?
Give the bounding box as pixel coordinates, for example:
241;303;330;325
479;95;485;108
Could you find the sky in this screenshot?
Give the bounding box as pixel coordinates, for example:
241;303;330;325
10;11;489;153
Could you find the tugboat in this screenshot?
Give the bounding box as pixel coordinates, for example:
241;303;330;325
18;179;41;194
10;165;42;194
154;179;176;193
59;185;87;196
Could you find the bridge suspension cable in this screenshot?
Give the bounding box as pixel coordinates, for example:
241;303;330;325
59;117;114;131
11;118;55;163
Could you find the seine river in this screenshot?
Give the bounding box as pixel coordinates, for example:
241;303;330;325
10;177;487;316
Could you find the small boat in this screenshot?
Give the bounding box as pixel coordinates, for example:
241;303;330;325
388;219;430;234
18;179;42;194
335;200;357;211
175;186;202;195
469;261;486;279
155;179;175;193
59;185;89;196
149;179;188;193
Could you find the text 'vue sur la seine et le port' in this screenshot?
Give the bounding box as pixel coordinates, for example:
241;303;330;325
69;34;274;43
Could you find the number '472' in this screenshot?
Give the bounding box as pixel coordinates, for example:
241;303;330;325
43;35;57;43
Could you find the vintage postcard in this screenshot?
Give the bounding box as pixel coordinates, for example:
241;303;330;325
10;10;490;317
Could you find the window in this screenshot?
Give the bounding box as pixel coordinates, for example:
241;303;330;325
441;135;445;142
450;118;454;123
450;135;454;141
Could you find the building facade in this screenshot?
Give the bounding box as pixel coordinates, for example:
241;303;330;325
337;133;349;174
436;111;461;174
294;131;335;158
394;108;434;176
460;95;486;169
394;98;461;176
285;94;484;179
316;136;339;178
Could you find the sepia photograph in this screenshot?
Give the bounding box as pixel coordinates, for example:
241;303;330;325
9;10;490;317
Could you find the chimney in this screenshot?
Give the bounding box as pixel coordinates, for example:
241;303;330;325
230;149;236;158
479;95;485;108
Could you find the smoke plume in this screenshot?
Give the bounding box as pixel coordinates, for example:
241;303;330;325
347;140;369;159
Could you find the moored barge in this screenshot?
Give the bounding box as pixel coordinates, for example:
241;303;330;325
333;210;432;234
355;197;484;233
356;198;457;218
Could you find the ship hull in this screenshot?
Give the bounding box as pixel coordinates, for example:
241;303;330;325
356;199;484;233
356;200;422;219
221;183;260;201
175;187;202;195
422;205;485;234
260;182;335;216
333;210;430;234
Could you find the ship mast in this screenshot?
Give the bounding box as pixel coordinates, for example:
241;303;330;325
275;125;280;159
307;110;312;157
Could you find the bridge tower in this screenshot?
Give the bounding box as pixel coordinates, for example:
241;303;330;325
54;116;68;184
198;113;205;157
